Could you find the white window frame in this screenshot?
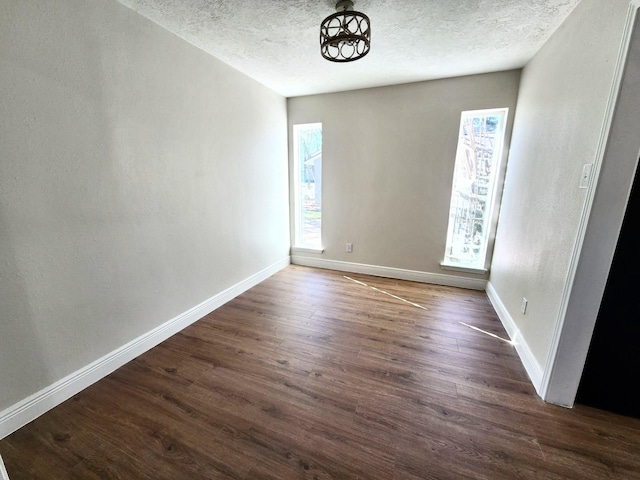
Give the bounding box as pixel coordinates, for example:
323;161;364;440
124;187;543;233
442;108;509;273
292;123;323;251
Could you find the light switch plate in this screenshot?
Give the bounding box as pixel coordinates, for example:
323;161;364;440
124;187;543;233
580;163;593;189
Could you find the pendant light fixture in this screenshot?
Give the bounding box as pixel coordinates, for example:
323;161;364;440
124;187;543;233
320;0;371;62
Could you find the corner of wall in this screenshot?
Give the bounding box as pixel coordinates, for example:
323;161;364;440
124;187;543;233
0;257;290;441
540;0;640;407
0;455;9;480
485;281;544;393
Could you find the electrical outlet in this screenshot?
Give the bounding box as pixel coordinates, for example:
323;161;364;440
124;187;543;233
521;297;528;315
346;243;353;253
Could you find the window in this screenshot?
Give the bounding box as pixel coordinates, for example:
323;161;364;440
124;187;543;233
443;108;508;270
293;123;322;249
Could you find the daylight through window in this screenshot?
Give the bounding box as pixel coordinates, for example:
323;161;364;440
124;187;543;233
443;109;508;270
293;123;322;249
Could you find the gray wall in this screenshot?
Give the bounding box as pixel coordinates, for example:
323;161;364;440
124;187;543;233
546;4;640;405
0;0;289;411
287;71;521;277
489;0;632;386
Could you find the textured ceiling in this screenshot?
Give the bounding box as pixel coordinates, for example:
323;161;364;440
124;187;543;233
117;0;582;97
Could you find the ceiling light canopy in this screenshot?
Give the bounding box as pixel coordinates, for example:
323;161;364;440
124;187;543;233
320;0;371;63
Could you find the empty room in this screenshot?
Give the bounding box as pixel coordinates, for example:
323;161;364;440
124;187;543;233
2;0;640;478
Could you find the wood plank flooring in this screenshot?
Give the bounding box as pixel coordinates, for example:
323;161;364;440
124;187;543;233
1;265;640;479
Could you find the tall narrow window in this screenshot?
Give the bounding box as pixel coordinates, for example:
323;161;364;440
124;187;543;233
443;109;508;270
293;123;322;249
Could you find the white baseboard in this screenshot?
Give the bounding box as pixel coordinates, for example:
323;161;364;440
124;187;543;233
485;281;543;393
0;455;9;480
291;256;487;290
0;257;290;441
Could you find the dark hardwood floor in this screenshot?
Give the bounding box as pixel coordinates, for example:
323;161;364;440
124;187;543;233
1;265;640;479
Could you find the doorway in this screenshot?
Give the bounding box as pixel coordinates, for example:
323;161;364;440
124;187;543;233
576;157;640;418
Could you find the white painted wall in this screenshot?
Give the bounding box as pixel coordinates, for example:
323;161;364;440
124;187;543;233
488;0;632;393
0;0;289;414
287;72;520;281
545;4;640;405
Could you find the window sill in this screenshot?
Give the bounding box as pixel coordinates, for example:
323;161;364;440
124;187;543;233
292;246;324;254
440;262;488;275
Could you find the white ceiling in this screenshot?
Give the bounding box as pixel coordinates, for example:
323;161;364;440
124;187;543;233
118;0;582;97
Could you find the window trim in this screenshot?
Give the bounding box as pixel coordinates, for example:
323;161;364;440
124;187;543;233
439;261;488;275
442;107;509;271
292;122;323;250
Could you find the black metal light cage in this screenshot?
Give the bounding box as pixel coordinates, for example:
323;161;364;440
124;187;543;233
320;10;371;62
